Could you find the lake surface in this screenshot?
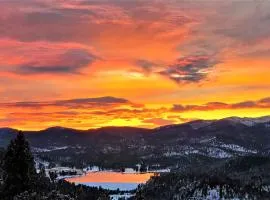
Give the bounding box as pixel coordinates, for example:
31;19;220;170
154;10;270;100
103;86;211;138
66;171;155;191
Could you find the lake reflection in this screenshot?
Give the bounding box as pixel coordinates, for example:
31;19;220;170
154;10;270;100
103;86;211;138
66;172;155;190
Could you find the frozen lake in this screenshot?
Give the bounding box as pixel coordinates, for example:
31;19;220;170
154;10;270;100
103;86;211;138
66;171;155;191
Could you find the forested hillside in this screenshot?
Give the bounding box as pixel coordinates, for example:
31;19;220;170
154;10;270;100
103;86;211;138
0;132;109;200
134;156;270;199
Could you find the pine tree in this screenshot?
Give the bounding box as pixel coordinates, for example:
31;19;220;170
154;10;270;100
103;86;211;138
1;131;37;197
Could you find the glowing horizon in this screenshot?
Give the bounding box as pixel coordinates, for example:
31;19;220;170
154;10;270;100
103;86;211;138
0;0;270;130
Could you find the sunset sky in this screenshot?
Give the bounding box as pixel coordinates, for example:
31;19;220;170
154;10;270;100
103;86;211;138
0;0;270;130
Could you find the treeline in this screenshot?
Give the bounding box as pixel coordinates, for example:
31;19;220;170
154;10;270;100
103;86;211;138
133;156;270;200
37;148;143;170
0;131;109;200
37;149;153;172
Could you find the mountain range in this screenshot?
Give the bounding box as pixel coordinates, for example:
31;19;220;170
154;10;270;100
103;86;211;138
0;116;270;169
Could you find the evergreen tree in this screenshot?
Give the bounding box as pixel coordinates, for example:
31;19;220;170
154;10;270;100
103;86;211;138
1;131;37;197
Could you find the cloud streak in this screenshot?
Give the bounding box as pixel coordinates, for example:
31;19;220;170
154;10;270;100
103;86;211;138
13;49;97;75
0;39;98;76
172;97;270;112
0;96;131;109
159;55;218;83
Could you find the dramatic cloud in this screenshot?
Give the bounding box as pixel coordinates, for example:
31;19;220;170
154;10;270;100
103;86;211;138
159;55;218;83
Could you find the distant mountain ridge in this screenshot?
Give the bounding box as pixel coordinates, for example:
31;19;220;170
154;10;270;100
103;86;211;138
0;116;269;169
2;115;270;133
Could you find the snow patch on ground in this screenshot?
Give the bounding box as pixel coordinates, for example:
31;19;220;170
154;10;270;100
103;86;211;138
227;116;270;126
123;168;137;173
110;193;134;200
83;166;100;172
185;149;200;155
163;151;182;157
204;147;232;158
33;146;69;152
220;144;257;154
148;168;170;173
35;158;50;168
192;186;241;200
199;137;217;144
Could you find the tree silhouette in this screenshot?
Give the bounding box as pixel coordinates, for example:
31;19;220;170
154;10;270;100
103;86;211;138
1;131;36;197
